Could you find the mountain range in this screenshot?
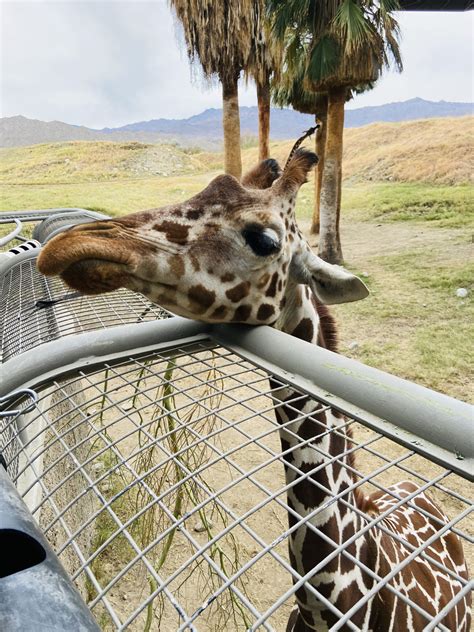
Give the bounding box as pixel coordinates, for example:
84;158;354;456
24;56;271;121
1;98;472;149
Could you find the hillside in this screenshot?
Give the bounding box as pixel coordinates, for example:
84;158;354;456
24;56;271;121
1;98;472;149
1;116;472;187
0;141;204;184
238;116;474;185
342;116;474;185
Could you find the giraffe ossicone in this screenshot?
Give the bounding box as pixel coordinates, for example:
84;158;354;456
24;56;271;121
37;149;471;632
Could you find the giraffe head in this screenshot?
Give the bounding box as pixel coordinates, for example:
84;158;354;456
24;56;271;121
37;150;368;324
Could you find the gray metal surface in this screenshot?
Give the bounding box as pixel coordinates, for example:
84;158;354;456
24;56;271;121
1;318;472;480
32;209;108;243
0;208;105;224
0;467;100;632
212;324;474;480
0;252;170;363
0;220;22;247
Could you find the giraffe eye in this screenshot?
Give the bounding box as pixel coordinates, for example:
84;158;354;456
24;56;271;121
242;227;280;257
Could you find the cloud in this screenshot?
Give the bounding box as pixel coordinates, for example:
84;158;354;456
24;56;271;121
348;11;473;108
1;1;472;127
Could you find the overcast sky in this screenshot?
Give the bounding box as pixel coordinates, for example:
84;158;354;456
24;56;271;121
1;1;473;129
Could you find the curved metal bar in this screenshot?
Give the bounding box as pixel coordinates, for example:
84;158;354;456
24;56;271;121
0;316;472;479
0;219;22;247
0;389;38;417
210;323;474;480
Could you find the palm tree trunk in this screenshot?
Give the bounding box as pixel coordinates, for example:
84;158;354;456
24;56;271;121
310;97;328;235
221;72;242;179
318;86;345;264
257;77;270;161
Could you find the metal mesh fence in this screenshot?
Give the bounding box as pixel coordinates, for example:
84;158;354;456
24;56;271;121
0;209;170;363
2;342;472;631
0;256;170;363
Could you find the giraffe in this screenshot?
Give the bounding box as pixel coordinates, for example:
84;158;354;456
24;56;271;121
37;150;471;631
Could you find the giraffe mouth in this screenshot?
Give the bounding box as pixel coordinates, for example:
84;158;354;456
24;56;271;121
58;259;132;295
37;229;136;295
37;231;179;301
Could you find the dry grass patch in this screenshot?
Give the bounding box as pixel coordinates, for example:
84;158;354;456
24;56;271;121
343;116;473;184
0;141;205;184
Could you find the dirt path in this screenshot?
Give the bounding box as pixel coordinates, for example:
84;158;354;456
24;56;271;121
301;218;472;263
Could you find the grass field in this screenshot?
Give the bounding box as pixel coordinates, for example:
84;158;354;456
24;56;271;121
1;117;472;401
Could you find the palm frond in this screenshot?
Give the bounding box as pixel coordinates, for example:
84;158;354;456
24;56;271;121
306;34;340;85
378;0;401;17
333;0;373;56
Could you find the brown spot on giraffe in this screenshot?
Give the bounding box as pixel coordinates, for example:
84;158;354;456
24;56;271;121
226;281;251;303
186;209;203;220
210;305;227;320
291;318;314;343
168;255;185;279
153;220;190;244
190;254;201;272
265;271;279;298
233;304;252;322
220;272;235;283
188;284;215;314
256;303;275;321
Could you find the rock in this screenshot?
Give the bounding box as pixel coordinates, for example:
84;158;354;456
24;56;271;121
348;341;359;351
456;288;468;298
194;519;213;533
361;272;369;278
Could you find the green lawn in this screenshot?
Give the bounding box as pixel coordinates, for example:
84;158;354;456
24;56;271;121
2;176;473;229
0;172;218;216
297;182;473;228
333;239;473;400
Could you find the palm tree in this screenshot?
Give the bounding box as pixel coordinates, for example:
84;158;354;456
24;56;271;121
243;2;277;161
268;0;402;263
170;1;277;177
169;1;255;179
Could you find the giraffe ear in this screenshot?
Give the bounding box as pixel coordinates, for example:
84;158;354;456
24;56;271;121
291;250;369;305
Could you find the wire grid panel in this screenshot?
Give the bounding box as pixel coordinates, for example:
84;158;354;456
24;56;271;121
2;342;472;631
0;255;170;363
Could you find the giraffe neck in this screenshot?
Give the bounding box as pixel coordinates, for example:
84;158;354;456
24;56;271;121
273;285;373;631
